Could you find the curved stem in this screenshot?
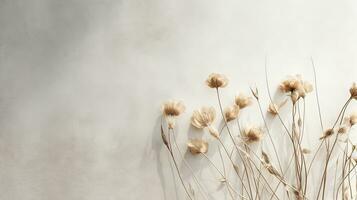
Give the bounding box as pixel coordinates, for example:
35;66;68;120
167;130;193;200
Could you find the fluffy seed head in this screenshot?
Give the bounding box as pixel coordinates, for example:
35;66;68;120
224;105;240;122
235;93;252;109
206;73;228;88
187;139;208;155
191;107;216;129
242;126;263;144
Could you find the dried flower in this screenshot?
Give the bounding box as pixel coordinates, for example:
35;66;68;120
268;99;287;115
191;107;216;128
350;82;357;100
235;93;252;109
224;105;240;122
206;73;228;88
338;126;349;134
191;107;219;138
346;113;357;127
162;100;185;129
187;139;208;155
320;128;334;140
279;75;313;103
268;103;279;115
242;126;263;144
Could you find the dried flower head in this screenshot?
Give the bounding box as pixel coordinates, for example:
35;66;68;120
242;126;263;144
320;128;334;140
187;139;208;155
235;93;252;109
191;107;219;138
338;126;349;134
268;103;279;115
350;82;357;100
224;105;240;122
268;99;287;116
161;100;185;129
191;107;216;128
206;73;228;88
279;75;313;103
346;113;357;127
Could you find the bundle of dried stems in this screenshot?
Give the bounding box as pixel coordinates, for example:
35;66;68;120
160;64;357;200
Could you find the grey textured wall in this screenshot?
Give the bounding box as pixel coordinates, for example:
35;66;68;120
0;0;357;199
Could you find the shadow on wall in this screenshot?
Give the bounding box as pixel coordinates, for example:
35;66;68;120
139;116;179;200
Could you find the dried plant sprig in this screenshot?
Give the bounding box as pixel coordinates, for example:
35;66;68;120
162;100;185;129
235;93;253;109
206;73;229;88
159;71;357;200
241;125;263;144
224;105;240;122
187;139;209;155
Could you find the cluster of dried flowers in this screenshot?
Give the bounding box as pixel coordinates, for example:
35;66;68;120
160;72;357;200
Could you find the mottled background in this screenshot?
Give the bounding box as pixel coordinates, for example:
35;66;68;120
0;0;357;199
